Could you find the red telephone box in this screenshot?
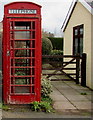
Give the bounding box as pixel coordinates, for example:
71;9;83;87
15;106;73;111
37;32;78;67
3;2;42;104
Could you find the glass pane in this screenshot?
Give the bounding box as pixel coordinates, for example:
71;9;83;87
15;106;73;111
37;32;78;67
32;86;35;93
15;59;31;66
11;77;31;85
32;68;35;75
15;77;30;84
75;29;78;35
32;31;35;39
15;41;31;48
32;59;35;66
14;40;35;48
15;49;31;57
32;77;34;84
15;68;31;76
80;38;83;55
74;38;78;55
14;22;31;30
11;86;30;93
32;50;35;57
31;21;35;29
14;31;30;39
80;28;83;35
32;40;35;48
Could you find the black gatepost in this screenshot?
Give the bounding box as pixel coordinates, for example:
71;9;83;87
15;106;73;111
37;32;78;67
81;53;87;86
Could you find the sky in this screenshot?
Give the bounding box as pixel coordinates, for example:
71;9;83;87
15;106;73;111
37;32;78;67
0;0;72;37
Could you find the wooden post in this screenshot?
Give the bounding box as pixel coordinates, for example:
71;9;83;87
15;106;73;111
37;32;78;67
81;53;87;86
76;54;80;84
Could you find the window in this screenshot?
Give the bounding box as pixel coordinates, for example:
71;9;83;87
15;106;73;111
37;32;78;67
73;24;83;56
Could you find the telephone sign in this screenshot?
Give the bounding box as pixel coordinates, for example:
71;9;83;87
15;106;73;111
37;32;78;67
9;9;37;14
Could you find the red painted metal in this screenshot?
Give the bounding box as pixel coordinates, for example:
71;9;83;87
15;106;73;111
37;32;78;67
3;2;42;104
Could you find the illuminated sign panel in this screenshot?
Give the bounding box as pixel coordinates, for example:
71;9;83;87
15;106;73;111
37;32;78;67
9;9;37;14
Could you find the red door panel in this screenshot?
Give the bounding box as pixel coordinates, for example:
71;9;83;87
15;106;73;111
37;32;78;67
3;18;41;104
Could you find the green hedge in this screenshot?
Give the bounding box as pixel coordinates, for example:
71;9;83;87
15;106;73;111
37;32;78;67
48;37;63;51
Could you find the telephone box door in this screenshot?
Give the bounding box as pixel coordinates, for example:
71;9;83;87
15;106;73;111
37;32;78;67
3;18;41;104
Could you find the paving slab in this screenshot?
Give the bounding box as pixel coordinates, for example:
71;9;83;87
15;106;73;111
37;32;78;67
63;81;76;84
59;89;80;95
51;80;92;118
69;85;90;90
72;101;91;109
85;95;91;101
63;94;89;101
76;89;92;94
55;85;72;90
51;90;62;96
50;94;68;101
53;101;76;110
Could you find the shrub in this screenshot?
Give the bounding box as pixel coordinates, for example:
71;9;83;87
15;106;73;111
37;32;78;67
30;76;54;113
41;76;52;98
30;101;41;112
48;37;63;50
50;49;63;55
30;100;54;113
42;37;53;55
50;50;63;67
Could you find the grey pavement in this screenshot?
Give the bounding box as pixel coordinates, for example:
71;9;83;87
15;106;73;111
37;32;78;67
2;80;92;119
50;81;92;116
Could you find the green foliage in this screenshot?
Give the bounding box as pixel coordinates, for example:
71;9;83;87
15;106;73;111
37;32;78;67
0;103;9;111
50;50;63;55
2;105;9;111
15;71;26;75
41;96;52;104
42;37;53;55
41;76;52;98
30;97;54;113
30;76;53;113
30;101;41;112
48;37;63;50
40;101;52;113
50;50;63;67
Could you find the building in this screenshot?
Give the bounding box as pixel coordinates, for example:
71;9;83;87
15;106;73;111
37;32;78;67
62;0;93;89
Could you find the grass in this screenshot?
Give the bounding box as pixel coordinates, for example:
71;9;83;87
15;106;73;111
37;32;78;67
80;92;87;95
0;103;9;111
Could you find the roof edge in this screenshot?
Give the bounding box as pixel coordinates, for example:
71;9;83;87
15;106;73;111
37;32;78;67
61;0;77;32
62;0;93;32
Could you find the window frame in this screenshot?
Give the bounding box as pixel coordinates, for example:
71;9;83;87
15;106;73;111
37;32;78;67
73;24;84;56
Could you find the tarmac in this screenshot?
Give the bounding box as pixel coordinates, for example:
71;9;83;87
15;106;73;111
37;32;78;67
1;80;93;119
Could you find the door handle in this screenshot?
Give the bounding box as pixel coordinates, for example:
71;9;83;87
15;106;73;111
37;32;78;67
7;51;10;56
